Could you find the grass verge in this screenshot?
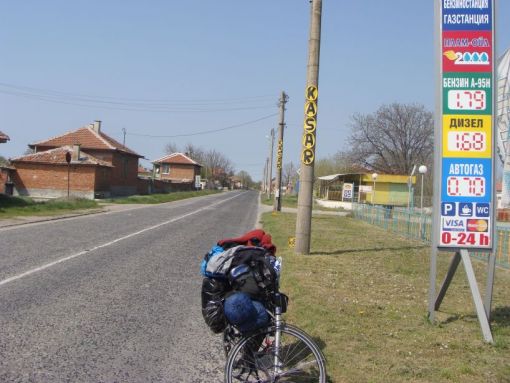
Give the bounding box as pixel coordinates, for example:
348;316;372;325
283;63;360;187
261;195;299;208
0;195;99;219
261;194;344;211
261;211;510;383
103;189;220;204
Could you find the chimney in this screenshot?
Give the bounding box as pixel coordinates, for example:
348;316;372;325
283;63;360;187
72;144;81;161
92;120;101;133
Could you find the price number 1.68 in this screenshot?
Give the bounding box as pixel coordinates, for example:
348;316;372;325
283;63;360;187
447;131;486;152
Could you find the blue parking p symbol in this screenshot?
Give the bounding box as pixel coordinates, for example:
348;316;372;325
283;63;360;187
441;202;456;216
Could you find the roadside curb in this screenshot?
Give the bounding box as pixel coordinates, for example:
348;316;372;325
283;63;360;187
0;208;107;229
0;194;221;229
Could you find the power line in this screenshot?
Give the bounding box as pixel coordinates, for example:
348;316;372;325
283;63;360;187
126;113;278;138
0;82;275;112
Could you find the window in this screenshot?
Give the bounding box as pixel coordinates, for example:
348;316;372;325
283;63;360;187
162;164;170;174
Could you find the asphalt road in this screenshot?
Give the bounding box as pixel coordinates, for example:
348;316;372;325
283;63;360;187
0;190;260;383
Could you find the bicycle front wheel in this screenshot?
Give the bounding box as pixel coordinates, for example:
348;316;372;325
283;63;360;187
224;324;326;383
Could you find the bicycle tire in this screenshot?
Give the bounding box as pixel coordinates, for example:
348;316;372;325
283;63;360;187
224;323;326;383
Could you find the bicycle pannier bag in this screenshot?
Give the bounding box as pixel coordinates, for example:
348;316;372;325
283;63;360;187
201;277;229;333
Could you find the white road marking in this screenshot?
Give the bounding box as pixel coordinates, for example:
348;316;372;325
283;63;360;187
0;192;245;287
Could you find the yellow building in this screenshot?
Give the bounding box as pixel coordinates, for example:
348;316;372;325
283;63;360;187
317;173;416;207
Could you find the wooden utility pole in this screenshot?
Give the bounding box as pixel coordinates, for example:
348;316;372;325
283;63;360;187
263;159;268;193
273;91;288;212
65;152;71;199
295;0;322;254
266;128;275;199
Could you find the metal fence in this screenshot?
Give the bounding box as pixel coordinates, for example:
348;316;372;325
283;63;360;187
352;203;510;269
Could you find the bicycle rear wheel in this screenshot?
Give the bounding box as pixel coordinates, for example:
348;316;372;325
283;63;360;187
224;323;326;382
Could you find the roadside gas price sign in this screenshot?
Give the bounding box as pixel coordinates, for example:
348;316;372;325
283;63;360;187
437;0;494;250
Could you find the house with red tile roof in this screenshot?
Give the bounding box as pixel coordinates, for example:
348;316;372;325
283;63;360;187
9;121;142;198
137;165;152;178
16;120;143;198
152;152;202;189
11;145;113;199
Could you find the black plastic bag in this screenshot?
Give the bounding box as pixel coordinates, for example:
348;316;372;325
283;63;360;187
201;277;229;333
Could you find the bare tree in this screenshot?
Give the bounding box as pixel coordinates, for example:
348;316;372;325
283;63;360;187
183;142;205;164
314;151;360;178
164;142;179;154
282;161;297;187
348;103;434;174
236;170;253;189
204;149;234;185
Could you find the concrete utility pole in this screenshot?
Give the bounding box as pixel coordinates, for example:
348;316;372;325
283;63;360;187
273;91;289;212
266;128;275;199
295;0;322;255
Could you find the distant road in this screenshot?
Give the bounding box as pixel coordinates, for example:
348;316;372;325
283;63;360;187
0;190;260;383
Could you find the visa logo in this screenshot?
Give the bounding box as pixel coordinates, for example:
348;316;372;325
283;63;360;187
445;219;464;227
442;218;465;231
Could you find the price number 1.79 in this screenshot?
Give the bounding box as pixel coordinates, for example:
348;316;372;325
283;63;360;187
448;90;486;111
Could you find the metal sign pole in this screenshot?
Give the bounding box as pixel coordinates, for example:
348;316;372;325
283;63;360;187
484;0;499;323
428;0;442;322
459;250;493;343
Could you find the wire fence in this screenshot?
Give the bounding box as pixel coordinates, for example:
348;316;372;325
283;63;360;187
352;203;510;269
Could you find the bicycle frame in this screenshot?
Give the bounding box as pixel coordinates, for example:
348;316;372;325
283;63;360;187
273;293;283;376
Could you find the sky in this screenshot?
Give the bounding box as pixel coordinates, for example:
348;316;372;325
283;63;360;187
1;1;509;181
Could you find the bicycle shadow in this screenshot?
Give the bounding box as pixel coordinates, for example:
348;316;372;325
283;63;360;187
310;245;428;256
281;335;334;383
313;337;335;383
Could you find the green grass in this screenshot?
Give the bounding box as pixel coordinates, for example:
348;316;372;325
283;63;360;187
261;194;344;211
0;195;99;219
261;194;299;208
261;211;510;383
0;190;220;218
103;189;220;204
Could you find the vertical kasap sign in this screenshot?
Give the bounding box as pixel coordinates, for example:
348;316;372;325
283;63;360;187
438;0;494;250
